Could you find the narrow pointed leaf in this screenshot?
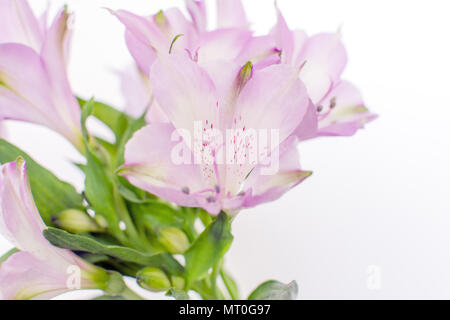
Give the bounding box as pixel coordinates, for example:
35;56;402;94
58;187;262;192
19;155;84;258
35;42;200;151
43;227;183;276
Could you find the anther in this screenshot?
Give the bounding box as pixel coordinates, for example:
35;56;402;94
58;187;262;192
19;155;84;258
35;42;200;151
329;97;337;109
181;187;190;195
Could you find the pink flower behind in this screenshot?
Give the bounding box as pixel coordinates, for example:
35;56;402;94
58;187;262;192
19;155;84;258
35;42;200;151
271;8;377;138
0;5;83;150
0;159;108;300
112;0;253;122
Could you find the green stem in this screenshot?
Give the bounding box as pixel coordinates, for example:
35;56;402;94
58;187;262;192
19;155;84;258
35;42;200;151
121;286;145;300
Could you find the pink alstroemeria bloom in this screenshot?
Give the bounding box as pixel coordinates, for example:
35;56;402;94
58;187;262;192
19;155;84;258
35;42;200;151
119;55;314;215
272;8;377;137
111;0;252;122
0;0;46;51
0;159;108;300
0;4;83;150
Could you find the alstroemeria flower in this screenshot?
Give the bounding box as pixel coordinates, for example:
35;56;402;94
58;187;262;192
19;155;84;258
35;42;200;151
112;0;252;122
0;159;108;300
0;0;46;51
271;8;376;137
0;5;83;150
119;55;314;215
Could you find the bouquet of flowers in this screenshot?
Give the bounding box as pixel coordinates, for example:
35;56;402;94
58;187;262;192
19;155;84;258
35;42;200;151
0;0;375;300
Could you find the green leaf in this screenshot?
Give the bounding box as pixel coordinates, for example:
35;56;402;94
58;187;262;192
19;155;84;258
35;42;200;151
130;201;184;230
44;227;183;276
77;97;130;139
166;288;190;300
184;212;233;286
0;139;84;225
80;99;122;236
114;112;146;167
248;280;298;300
84;144;122;234
0;248;19;264
78;97;146;168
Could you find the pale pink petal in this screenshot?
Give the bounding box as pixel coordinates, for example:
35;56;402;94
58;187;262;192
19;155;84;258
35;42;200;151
234;64;310;145
225;64;310;194
149;54;219;134
0;160;46;253
0;0;44;51
119;65;153;119
0;251;69;300
125;30;157;76
236;35;280;67
109;9;168;53
272;7;294;64
121;123;206;207
293;100;319;141
185;0;207;33
197;29;252;64
40;8;82;146
0;44;54;126
118;65;169;123
216;0;248;29
0;160;86;264
163;8;199;53
0;43;81;146
0;250;101;300
296;33;348;103
0;160;108;299
200;59;242;130
318;81;377;136
242;136;311;207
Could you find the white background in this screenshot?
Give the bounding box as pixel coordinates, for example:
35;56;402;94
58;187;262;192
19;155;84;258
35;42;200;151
1;0;450;299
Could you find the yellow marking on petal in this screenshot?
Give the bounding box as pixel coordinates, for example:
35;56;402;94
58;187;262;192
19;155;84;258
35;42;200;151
263;170;312;191
328;104;368;120
118;164;169;188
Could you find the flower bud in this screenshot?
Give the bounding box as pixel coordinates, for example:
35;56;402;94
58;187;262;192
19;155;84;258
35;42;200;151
157;227;190;254
236;61;253;92
53;209;103;233
171;276;185;291
136;267;171;292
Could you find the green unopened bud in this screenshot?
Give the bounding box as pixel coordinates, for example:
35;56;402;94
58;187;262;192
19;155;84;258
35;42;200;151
157;227;190;254
237;61;253;92
53;209;103;233
171;276;185;291
136;267;171;292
